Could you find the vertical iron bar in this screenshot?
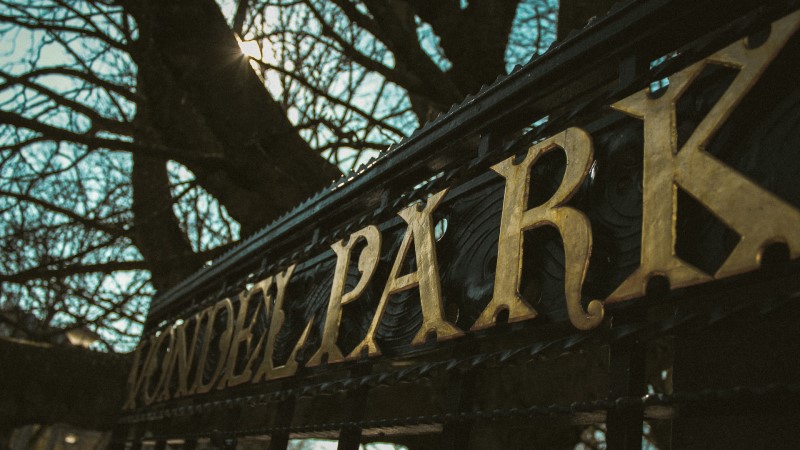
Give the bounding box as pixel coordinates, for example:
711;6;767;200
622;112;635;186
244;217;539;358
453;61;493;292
211;432;238;450
606;337;646;450
336;389;368;450
337;426;362;450
337;364;371;450
439;368;475;450
110;424;135;450
268;396;295;450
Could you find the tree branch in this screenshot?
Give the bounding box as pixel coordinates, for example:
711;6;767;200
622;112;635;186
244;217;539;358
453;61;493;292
0;69;133;135
0;261;147;284
232;0;249;34
0;66;140;104
303;0;434;100
360;0;462;103
253;59;406;138
0;110;226;165
0;189;128;238
0;13;128;51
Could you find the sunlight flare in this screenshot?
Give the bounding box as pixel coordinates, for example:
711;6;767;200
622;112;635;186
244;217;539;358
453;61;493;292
238;39;261;60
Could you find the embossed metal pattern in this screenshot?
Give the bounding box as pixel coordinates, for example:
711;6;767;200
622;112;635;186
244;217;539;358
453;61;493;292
115;1;800;446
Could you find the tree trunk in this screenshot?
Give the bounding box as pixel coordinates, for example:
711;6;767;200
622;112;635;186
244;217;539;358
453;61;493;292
123;0;341;240
132;152;202;290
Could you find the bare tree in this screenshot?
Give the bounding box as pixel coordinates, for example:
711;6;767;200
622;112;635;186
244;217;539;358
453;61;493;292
0;0;621;441
0;0;566;351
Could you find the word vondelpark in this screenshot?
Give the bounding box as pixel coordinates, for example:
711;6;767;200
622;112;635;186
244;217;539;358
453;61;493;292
124;11;800;410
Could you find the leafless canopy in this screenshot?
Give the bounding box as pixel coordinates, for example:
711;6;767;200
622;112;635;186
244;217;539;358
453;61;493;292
0;0;557;351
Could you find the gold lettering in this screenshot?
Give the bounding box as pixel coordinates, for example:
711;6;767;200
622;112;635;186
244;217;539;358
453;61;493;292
349;189;463;358
121;12;800;397
472;127;604;331
123;337;152;410
125;312;214;406
307;225;381;367
607;11;800;303
149;327;175;404
191;298;234;394
219;278;270;387
167;311;206;398
141;329;173;406
252;264;313;382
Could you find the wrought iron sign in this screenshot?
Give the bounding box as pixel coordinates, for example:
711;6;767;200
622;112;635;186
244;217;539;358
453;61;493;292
117;0;800;448
122;9;800;413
